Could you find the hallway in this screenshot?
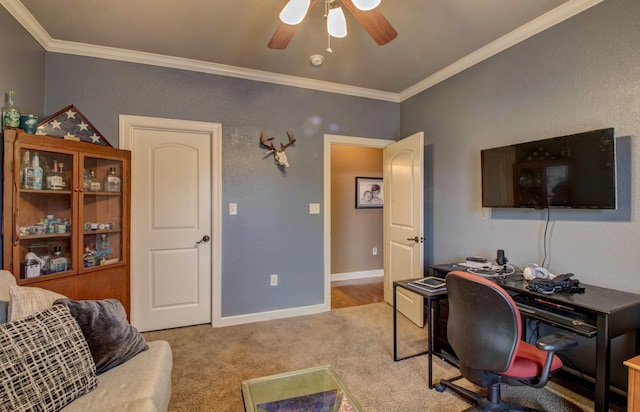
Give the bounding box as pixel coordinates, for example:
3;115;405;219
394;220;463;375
331;278;384;309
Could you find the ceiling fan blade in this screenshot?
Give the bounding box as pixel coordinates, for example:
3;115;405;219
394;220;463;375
268;0;317;49
268;23;299;49
341;0;397;45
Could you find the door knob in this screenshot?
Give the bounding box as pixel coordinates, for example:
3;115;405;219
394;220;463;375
196;235;210;245
407;236;425;243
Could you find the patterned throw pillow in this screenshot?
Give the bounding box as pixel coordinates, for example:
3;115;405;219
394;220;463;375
55;298;149;374
8;285;66;321
0;305;98;411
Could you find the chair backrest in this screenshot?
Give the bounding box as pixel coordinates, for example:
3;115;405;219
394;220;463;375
445;271;521;373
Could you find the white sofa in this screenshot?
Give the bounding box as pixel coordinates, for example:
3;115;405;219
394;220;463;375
0;270;173;412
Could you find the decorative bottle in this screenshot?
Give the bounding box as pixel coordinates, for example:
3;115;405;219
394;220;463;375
46;160;67;190
31;152;43;190
21;150;34;189
21;252;43;278
83;169;91;191
46;161;58;190
49;246;68;273
105;167;121;192
89;169;102;191
57;162;68;189
2;90;20;130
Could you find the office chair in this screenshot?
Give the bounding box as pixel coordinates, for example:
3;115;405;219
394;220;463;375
437;270;577;411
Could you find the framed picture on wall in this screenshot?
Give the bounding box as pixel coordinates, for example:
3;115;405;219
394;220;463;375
356;177;383;208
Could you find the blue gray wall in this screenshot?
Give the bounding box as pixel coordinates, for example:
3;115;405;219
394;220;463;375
0;8;45;119
0;6;46;268
403;0;640;294
43;54;399;316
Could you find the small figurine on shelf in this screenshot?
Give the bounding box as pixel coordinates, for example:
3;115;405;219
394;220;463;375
83;246;97;268
95;234;113;261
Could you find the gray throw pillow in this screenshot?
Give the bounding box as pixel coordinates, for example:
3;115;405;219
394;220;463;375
55;298;149;374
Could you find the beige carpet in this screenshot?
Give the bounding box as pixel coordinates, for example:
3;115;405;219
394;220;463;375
142;302;595;411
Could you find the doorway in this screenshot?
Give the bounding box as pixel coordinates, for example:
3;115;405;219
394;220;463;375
323;135;393;309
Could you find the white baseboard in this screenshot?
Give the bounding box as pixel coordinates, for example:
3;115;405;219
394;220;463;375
213;303;328;327
331;269;383;282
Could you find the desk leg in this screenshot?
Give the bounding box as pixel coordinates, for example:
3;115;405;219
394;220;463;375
393;283;399;361
594;314;610;412
427;296;434;389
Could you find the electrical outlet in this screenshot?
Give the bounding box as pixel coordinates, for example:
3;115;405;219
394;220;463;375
229;203;237;215
309;203;320;214
270;274;278;286
372;246;377;256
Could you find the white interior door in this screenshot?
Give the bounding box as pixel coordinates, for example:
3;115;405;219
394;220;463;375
383;132;424;326
120;115;221;332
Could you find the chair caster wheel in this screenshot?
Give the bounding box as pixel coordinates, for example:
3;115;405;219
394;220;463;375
435;384;446;392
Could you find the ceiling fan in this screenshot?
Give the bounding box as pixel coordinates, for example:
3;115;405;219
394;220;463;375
268;0;398;50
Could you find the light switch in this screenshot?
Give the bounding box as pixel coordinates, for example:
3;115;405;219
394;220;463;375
309;203;320;214
229;203;237;215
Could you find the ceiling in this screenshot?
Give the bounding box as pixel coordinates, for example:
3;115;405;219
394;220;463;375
6;0;600;102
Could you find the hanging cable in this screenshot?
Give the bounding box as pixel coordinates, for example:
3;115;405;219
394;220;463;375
541;207;551;267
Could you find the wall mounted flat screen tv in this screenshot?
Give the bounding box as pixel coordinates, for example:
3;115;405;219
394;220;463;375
481;128;616;209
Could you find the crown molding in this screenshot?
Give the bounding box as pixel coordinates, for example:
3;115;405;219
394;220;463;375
45;39;400;103
2;0;602;104
398;0;604;102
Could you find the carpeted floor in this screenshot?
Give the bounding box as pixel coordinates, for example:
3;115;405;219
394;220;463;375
143;302;595;411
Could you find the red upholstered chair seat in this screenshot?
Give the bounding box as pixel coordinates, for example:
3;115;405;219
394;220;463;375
507;341;563;379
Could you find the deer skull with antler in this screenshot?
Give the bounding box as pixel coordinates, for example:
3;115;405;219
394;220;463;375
260;131;297;167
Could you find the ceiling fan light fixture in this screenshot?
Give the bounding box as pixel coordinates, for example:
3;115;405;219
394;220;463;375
351;0;381;11
279;0;311;25
327;4;347;38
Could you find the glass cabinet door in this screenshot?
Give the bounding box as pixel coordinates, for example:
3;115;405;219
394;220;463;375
17;148;74;279
81;156;123;270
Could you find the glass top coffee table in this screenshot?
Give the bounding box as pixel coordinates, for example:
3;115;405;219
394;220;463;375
241;365;363;412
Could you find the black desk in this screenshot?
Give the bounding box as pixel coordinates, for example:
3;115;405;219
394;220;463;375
432;263;640;412
392;279;449;389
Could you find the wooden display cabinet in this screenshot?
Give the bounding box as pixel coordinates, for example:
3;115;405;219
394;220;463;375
2;129;131;315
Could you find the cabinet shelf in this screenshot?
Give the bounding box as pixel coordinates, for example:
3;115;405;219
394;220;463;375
19;233;72;240
3;130;131;316
20;189;73;195
83;191;122;196
19;270;75;285
82;229;121;235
